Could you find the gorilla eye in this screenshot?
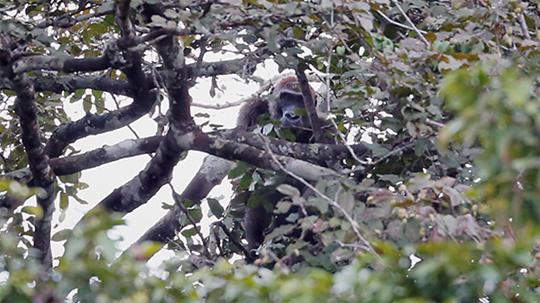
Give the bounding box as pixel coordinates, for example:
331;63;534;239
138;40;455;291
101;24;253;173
293;94;304;104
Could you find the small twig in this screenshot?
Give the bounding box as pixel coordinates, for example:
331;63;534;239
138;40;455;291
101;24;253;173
261;249;290;273
169;183;211;258
210;224;225;257
425;118;445;128
110;92;140;138
322;36;369;165
376;10;427;34
391;0;429;46
191;98;248;109
190;73;281;109
36;5;108;28
260;135;384;266
517;13;531;40
215;221;253;261
370;141;415;165
189;38;209;86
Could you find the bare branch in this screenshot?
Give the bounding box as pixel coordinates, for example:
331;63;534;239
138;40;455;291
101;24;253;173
296;68;325;142
36;4;111;29
131;156;233;251
376;10;427;34
0;57;264;98
518;13;531;40
49;136;162;175
44;97;157;158
3;131;367;182
12;54;111;74
425;118;445;128
191;131;340;181
391;0;429;46
80;7;195;215
1;37;55;268
218;129;369;167
92;125;189;213
191;98;247;109
370;141;415;165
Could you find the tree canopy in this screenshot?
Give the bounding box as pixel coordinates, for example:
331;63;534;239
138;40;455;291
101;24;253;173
0;0;539;302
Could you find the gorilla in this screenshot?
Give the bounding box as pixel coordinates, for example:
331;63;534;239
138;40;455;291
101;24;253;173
235;75;327;253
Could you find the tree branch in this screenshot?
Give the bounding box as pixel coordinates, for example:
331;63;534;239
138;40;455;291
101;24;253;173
391;0;429;47
0;57;263;98
4;130;367;182
49;136;162;176
1;37;55;268
296;68;326;142
36;4;111;29
79;8;196;215
132;156;232;247
190;130;340;182
218;129;369;166
44;97;157;158
12;54;111;74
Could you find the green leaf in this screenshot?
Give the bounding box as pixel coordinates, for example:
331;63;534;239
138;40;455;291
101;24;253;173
52;229;72;242
229;162;250;179
21;206;43;218
83;94;92;113
207;198;224;218
188;207;203;222
60;191;69;210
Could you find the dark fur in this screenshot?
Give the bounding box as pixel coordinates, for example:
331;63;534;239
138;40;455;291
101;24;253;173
237;76;321;254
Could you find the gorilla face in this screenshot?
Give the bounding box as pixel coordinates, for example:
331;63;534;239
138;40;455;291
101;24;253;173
276;91;310;129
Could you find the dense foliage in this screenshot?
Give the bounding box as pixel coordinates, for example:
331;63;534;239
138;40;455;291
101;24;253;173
0;0;539;302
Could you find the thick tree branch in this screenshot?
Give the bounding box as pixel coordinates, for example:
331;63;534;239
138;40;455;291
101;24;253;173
43;75;131;96
133;156;233;246
4;130;367;182
12;54;111;74
188;130;340;182
0;57;263;98
13;74;55;269
80;11;195;215
95;125;191;213
3;136;161;183
50;136;162;175
218;129;369;166
0;75;132;97
44;98;157;158
0;38;55;268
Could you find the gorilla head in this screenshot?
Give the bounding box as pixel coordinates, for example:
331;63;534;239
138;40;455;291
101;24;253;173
268;76;315;142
